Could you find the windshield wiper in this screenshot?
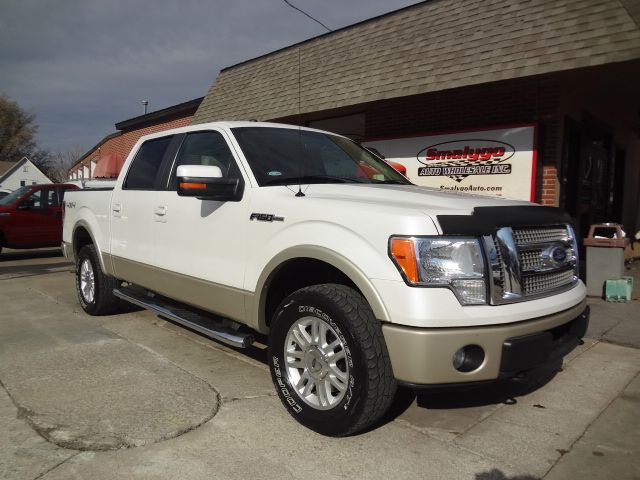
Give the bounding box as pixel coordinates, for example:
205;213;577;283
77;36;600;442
262;175;364;186
370;179;410;185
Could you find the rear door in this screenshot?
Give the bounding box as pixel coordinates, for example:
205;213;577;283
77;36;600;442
110;135;177;290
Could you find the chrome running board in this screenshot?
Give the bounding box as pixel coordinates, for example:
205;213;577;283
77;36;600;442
113;287;254;349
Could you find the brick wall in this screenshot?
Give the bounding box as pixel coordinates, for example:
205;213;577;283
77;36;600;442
540;165;559;206
70;115;193;178
364;76;561;205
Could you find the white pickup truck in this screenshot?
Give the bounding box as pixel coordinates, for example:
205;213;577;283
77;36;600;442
63;122;588;436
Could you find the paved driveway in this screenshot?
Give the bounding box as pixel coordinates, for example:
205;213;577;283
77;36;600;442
1;249;639;480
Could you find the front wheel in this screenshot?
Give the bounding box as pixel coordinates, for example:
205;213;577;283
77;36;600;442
75;244;120;315
268;284;397;436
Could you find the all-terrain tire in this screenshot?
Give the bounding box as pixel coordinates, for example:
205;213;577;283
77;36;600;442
76;244;120;315
268;284;397;436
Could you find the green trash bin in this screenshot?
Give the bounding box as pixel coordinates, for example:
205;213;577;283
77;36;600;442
583;224;630;297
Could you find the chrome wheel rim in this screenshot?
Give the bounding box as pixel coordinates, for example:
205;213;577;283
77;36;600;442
80;259;95;304
284;316;349;410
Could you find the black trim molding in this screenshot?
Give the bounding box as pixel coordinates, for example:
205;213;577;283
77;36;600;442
437;206;573;235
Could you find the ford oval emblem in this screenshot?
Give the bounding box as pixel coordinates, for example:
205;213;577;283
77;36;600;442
551;247;567;264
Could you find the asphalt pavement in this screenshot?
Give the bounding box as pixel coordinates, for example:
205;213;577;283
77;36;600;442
1;248;639;480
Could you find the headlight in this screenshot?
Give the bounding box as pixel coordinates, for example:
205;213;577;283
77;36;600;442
566;224;579;276
390;236;487;305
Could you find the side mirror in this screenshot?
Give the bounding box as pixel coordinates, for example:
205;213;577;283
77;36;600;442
176;165;244;202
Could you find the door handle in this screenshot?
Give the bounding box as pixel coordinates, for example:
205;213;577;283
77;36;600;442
112;203;122;214
154;206;167;216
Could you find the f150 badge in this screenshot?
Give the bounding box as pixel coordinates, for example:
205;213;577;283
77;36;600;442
250;213;284;222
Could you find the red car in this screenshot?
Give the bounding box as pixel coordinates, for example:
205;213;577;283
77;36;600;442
0;183;79;255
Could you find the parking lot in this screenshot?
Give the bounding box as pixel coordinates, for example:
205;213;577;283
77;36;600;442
1;249;639;480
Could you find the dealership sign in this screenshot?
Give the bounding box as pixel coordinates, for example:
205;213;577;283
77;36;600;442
364;125;537;201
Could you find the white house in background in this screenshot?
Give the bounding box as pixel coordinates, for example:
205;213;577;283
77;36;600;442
0;157;52;191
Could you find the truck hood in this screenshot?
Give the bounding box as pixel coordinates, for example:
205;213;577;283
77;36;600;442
296;183;533;216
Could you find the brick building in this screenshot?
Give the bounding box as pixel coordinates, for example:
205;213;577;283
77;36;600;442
192;0;640;240
68;97;202;180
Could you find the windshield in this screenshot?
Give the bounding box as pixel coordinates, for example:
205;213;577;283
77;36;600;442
231;127;411;187
0;186;30;205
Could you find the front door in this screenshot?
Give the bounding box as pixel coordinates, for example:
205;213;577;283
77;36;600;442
8;187;60;247
152;129;250;321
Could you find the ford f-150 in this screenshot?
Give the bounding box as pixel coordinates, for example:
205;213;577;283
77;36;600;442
62;122;588;436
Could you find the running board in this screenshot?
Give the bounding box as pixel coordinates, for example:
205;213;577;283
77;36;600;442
113;287;254;349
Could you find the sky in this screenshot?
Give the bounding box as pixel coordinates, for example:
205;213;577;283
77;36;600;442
1;0;421;155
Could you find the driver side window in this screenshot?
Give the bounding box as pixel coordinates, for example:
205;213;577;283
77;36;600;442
21;190;42;208
170;131;239;189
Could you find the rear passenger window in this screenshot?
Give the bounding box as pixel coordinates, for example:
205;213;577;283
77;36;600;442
44;189;60;207
124;136;173;190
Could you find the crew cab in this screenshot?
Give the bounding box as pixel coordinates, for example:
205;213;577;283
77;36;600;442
0;183;78;255
62;122;588;436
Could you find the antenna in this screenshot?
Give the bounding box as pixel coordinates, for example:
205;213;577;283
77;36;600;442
295;47;305;197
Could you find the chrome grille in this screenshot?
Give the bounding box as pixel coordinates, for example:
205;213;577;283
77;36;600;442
487;224;578;304
523;269;576;296
519;249;543;271
512;227;568;245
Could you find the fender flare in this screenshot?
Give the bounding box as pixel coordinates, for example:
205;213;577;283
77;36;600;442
71;221;112;275
251;245;390;333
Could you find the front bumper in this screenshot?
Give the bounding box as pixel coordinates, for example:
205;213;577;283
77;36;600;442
382;300;588;385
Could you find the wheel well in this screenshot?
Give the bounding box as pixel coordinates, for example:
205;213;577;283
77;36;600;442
263;258;360;328
73;227;94;257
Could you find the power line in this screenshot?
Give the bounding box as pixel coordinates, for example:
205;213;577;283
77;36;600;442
282;0;332;32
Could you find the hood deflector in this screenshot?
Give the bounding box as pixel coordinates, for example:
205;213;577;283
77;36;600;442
437;206;573;235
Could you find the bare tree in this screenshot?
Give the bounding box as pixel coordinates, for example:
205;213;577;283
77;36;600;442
46;146;85;182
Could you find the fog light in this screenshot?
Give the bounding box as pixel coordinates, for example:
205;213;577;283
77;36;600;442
451;279;486;305
452;345;485;372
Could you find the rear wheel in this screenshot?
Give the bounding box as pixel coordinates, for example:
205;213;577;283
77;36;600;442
76;244;120;315
268;284;397;436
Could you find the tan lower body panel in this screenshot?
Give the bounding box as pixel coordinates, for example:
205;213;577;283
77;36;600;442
382;299;587;385
111;255;253;325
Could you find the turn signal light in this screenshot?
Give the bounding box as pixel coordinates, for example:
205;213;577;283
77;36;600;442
390;238;419;284
179;182;207;190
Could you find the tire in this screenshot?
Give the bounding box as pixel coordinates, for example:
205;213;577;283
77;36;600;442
268;284;397;436
75;244;120;315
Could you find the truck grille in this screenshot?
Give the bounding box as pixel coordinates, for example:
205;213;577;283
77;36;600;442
485;224;578;304
512;227;568;245
522;269;576;295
